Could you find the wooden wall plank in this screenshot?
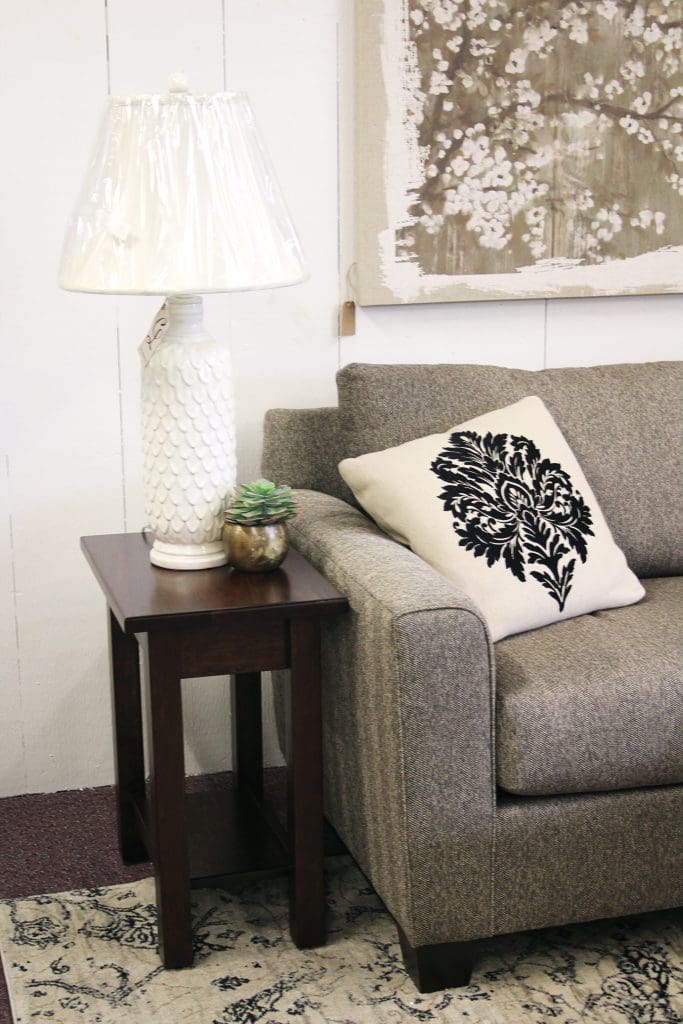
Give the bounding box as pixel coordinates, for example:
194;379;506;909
0;0;122;793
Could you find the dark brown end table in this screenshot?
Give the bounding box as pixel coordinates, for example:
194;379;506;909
81;532;348;969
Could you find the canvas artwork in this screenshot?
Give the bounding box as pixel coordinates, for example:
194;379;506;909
355;0;683;304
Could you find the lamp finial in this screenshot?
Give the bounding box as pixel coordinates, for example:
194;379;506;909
168;72;189;94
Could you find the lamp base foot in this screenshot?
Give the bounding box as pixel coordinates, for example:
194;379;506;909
150;539;227;571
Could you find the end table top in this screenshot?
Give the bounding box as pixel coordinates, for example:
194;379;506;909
81;533;348;633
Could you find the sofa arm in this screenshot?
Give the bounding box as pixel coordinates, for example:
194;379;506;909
286;489;496;947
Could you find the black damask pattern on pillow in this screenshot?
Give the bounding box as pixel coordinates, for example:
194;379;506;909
431;431;594;610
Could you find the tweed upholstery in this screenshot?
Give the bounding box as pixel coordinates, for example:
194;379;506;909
496;577;683;796
280;489;496;946
262;407;351;503
494;785;683;934
270;490;683;946
336;361;683;578
262;388;683;952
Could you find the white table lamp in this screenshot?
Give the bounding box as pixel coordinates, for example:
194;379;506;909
60;74;306;569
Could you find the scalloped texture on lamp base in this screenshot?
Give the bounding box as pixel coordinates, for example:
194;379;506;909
141;295;236;570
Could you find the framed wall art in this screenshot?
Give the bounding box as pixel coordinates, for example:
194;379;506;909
355;0;683;305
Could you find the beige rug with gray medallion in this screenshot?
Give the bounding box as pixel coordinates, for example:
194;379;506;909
1;858;681;1024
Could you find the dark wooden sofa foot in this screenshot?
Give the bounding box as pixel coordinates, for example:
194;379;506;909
398;926;477;993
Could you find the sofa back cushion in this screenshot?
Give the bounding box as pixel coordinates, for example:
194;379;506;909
336;361;683;578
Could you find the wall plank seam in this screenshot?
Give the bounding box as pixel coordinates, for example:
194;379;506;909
221;0;227;92
104;0;112;94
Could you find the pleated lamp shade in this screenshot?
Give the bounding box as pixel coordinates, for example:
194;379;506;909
59;81;306;294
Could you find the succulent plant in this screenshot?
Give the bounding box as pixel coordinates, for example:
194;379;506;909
224;479;297;526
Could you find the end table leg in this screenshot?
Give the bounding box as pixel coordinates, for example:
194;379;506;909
143;632;193;969
287;617;325;948
108;610;147;864
232;672;263;800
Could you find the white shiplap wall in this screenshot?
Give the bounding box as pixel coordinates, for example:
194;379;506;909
0;1;680;796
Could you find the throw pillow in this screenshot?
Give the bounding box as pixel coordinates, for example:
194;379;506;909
338;396;644;641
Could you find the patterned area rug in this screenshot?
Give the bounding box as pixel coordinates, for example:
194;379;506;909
0;858;681;1024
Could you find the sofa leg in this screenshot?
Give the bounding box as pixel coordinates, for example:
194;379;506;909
397;926;477;993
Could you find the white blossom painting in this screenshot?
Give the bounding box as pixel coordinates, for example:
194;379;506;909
355;0;683;304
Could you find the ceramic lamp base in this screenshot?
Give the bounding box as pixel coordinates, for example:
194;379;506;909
141;294;236;571
150;539;227;570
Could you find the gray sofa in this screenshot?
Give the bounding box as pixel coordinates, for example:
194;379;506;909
263;360;683;992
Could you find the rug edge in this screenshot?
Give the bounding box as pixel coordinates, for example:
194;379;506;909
0;924;20;1024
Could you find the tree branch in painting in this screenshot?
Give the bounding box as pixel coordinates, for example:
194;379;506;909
398;0;683;275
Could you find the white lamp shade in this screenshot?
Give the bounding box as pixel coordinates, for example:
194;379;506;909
59;89;306;294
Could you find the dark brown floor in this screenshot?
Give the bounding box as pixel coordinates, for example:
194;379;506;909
0;773;243;1024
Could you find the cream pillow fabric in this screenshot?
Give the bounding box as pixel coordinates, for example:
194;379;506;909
339;396;644;641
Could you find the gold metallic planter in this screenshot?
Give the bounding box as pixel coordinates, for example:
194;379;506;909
223;522;289;572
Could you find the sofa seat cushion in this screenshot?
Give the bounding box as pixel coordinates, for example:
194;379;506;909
495;577;683;796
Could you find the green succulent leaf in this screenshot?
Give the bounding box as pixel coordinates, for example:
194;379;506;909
224;479;297;526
